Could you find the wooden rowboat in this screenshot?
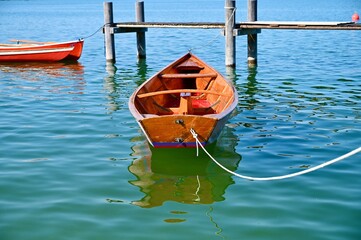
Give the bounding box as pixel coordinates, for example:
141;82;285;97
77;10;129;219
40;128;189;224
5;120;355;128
0;39;84;62
129;52;238;148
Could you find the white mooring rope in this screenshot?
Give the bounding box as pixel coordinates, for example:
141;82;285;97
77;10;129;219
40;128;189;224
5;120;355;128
190;129;361;181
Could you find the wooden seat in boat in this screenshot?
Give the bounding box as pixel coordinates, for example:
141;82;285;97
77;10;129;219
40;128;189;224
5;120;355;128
159;73;217;79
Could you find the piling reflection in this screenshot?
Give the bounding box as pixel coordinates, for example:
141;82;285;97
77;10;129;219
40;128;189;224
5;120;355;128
103;60;150;113
135;58;148;85
128;126;241;208
103;63;120;112
225;66;237;83
105;62;117;77
243;66;259;110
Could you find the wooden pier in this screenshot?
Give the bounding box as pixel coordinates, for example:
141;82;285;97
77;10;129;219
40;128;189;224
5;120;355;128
103;0;361;67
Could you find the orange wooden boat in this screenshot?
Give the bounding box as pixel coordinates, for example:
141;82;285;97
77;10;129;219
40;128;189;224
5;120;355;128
0;39;84;62
129;52;238;148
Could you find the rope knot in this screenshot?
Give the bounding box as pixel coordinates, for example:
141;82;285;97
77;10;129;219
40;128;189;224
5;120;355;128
190;128;198;138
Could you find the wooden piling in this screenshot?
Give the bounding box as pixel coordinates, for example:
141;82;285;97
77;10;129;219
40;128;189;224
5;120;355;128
136;1;146;59
104;2;116;63
225;0;236;67
247;0;257;66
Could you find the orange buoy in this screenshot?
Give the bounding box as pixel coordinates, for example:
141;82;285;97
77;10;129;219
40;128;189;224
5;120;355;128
352;12;360;22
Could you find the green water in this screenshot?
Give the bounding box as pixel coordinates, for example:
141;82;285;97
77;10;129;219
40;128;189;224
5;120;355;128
1;0;360;239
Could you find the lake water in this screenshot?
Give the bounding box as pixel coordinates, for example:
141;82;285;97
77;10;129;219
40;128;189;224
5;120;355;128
1;0;360;239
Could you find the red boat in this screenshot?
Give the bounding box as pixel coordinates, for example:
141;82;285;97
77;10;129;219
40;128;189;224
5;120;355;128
0;39;84;62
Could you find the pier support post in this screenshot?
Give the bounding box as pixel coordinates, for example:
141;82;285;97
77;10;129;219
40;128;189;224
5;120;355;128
225;0;236;68
136;1;146;59
104;2;116;63
247;0;257;66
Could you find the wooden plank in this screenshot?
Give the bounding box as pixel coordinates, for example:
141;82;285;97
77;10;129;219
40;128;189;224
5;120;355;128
115;22;225;29
137;89;228;99
178;94;193;115
176;59;204;71
160;73;217;79
112;21;361;32
247;21;350;26
140;115;217;144
237;21;361;30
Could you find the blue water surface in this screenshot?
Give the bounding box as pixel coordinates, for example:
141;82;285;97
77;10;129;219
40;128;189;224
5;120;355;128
1;0;360;239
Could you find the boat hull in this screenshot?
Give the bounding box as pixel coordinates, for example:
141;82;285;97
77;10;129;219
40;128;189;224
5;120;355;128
129;52;238;148
0;47;74;62
138;113;232;148
63;40;84;60
0;39;84;62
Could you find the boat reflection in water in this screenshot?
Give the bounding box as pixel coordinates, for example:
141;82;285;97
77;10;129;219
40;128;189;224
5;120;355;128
0;61;84;80
128;126;241;208
0;61;85;94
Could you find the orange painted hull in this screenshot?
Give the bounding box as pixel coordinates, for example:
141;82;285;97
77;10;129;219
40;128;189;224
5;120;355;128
129;53;238;148
0;39;84;62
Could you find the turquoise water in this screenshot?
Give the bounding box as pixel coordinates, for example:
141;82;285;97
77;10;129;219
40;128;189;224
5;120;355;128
1;0;360;239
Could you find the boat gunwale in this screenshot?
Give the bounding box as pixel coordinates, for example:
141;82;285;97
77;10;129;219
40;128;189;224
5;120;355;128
0;46;75;56
0;39;84;50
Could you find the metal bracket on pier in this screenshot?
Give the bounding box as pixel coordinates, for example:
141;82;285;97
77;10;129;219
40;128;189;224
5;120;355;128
221;28;261;36
233;28;261;36
112;27;148;34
